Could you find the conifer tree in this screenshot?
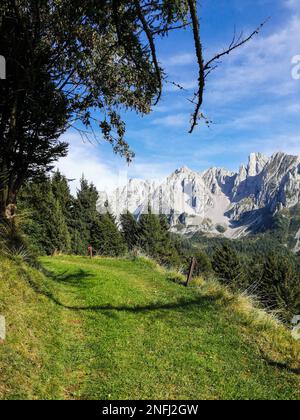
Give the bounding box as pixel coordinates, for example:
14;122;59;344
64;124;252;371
193;251;213;277
91;213;127;257
212;243;246;289
70;176;99;255
120;211;139;250
51;171;73;222
261;253;300;319
138;209;165;259
51;198;71;254
138;208;180;265
19;177;71;254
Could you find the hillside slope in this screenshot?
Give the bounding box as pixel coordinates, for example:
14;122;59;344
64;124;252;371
0;255;299;400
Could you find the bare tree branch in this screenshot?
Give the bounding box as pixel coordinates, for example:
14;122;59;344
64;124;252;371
187;0;205;134
134;0;162;105
165;80;187;91
187;2;269;133
204;19;270;73
152;21;192;36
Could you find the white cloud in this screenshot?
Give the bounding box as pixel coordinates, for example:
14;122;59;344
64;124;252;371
153;100;187;113
163;53;195;67
55;129;300;193
219;99;300;130
151;113;188;127
126;162;173;183
285;102;300;113
55;133;172;194
205;15;300;105
246;133;300;156
55;7;300;190
55;133;121;194
285;0;300;10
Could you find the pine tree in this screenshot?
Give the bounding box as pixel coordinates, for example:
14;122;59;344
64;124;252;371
212;243;246;289
70;176;99;255
159;214;170;231
51;170;73;222
194;251;212;277
137;208;180;265
261;253;300;319
91;213;127;257
138;209;165;259
158;214;181;266
19;177;71;255
120;211;139;250
51;198;71;254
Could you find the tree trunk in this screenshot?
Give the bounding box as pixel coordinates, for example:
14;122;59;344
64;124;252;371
0;176;18;220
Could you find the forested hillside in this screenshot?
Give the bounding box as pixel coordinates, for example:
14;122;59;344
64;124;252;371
12;172;300;321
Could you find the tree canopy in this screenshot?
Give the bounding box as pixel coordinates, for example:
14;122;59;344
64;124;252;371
0;0;265;218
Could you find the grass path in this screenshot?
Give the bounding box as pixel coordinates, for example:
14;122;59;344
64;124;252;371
1;255;299;400
40;256;300;400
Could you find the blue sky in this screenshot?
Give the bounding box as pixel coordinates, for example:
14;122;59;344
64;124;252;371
57;0;300;193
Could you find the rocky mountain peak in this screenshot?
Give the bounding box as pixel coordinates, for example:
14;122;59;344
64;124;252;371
174;166;195;176
247;152;268;177
98;152;300;239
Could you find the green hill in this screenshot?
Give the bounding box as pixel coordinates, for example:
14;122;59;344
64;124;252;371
0;255;299;400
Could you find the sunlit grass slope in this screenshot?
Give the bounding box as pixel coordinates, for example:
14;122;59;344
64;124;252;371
0;255;299;400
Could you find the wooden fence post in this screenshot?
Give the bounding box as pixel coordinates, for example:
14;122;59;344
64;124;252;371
185;257;197;287
88;246;93;259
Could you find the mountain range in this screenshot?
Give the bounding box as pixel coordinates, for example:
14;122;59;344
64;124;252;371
98;152;300;240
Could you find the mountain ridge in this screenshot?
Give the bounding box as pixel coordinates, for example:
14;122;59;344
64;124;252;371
98;152;300;239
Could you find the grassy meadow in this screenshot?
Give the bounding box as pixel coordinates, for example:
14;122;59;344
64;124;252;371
0;255;299;400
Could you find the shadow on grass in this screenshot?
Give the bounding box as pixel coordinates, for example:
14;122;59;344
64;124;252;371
48;295;219;313
260;351;300;375
21;265;300;376
21;265;222;315
168;274;187;287
45;269;94;287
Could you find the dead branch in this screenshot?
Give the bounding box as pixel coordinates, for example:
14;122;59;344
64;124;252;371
165;80;187;91
187;0;205;134
134;0;162;105
204;19;269;74
152;21;192;36
187;0;269;133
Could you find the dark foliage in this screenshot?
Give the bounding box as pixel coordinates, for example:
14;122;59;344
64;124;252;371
19;175;71;255
212;243;246;290
19;172;128;258
120;211;139;250
260;253;300;320
91;213;127;257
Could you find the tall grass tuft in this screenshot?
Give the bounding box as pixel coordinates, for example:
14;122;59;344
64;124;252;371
0;213;36;264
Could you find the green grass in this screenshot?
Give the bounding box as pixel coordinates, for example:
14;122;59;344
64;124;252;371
0;255;299;400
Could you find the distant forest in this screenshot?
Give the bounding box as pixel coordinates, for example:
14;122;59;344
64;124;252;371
11;171;299;321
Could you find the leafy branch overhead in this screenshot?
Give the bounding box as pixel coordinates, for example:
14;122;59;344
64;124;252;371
0;0;267;218
57;0;267;147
